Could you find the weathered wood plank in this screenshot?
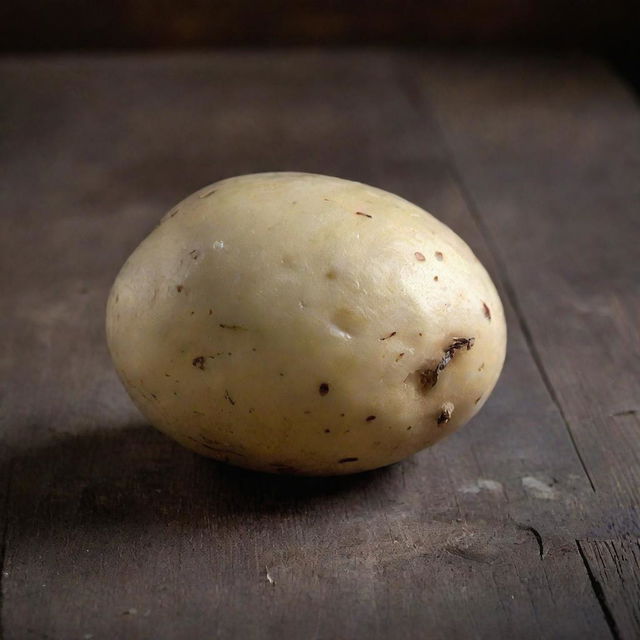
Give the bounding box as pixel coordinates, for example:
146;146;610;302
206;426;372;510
415;52;640;638
0;52;619;639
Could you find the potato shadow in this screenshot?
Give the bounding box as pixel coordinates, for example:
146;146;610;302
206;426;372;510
3;424;405;536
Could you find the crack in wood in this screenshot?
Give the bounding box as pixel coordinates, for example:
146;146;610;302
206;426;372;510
576;540;622;640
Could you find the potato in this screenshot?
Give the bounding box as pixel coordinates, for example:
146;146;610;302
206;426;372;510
106;172;506;475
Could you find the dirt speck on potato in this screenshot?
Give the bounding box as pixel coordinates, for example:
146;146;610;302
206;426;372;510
339;457;359;463
199;188;217;199
482;301;492;321
355;211;372;218
176;285;184;292
224;389;235;405
415;251;426;261
219;323;247;330
319;383;330;396
192;356;206;370
380;331;397;341
366;415;376;422
437;402;454;425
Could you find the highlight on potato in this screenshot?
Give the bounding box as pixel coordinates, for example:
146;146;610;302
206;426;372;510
106;172;506;475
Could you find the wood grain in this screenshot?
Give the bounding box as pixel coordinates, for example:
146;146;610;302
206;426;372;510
0;51;636;639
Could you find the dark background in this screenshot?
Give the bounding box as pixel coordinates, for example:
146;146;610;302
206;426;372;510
2;0;638;89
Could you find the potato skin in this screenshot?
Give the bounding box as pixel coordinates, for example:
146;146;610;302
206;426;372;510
106;173;506;475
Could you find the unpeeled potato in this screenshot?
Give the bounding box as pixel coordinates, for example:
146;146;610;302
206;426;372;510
106;173;506;475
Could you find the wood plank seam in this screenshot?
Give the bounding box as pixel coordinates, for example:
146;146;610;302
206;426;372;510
396;59;597;493
577;540;621;640
0;458;15;640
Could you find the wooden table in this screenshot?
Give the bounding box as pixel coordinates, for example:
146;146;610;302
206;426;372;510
1;50;638;640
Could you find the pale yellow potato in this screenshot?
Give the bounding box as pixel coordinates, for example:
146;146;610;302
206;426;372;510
106;172;506;475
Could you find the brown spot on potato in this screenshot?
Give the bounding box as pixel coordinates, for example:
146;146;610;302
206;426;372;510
224;389;235;405
192;356;206;370
437;409;451;424
208;309;213;315
435;251;444;261
326;270;337;280
339;457;359;463
366;415;376;422
396;352;405;362
478;362;485;371
434;275;439;281
190;249;200;260
319;383;330;396
415;251;426;261
355;211;372;218
380;331;397;341
419;337;475;390
199;188;217;199
176;285;184;292
324;429;331;433
474;396;482;404
219;323;247;330
482;302;492;321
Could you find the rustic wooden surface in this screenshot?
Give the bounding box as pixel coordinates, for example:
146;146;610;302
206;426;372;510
0;50;638;640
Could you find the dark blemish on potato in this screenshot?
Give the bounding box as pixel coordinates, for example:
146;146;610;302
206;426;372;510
190;311;195;315
173;391;178;396
324;429;331;433
168;207;179;219
437;408;451;425
339;457;359;463
355;211;372;218
199;188;217;199
435;251;444;261
279;372;285;377
380;331;397;341
192;356;206;370
419;337;475;390
396;352;405;362
434;276;439;281
325;270;337;280
248;408;255;413
151;393;157;400
474;396;482;404
482;302;492;321
415;252;426;261
224;389;235;405
208;309;213;315
319;383;330;396
176;285;184;292
219;323;247;330
304;410;311;414
193;410;205;416
340;413;345;417
366;415;376;422
190;249;200;260
407;426;413;430
115;294;120;303
164;373;171;377
418;332;423;336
